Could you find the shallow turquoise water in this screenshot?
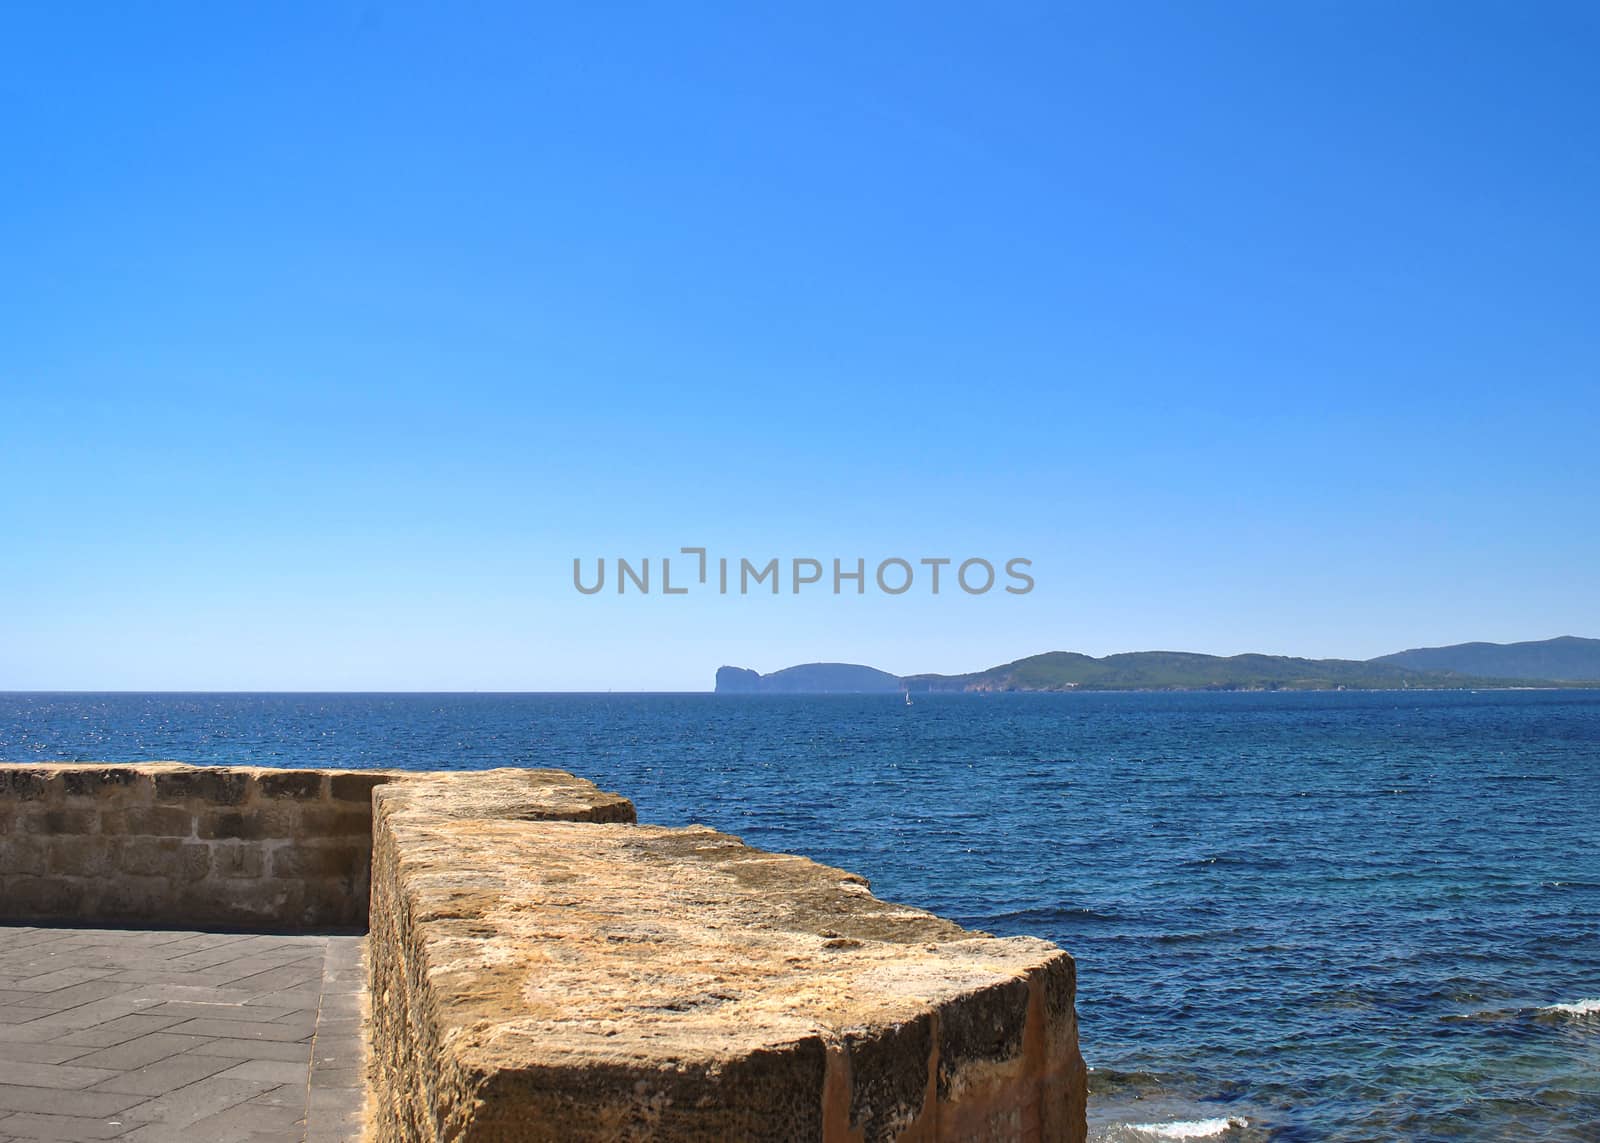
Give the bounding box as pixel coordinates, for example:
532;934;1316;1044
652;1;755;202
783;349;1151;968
2;689;1597;1140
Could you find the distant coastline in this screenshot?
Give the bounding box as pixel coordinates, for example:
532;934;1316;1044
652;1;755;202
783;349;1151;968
715;636;1600;694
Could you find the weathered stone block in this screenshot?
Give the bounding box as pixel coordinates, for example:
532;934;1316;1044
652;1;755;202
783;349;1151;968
3;874;86;916
0;835;50;876
113;836;211;881
211;841;266;879
92;874;176;919
0;769;48;800
101;805;195;838
196;805;298;841
32;807;98;835
154;767;253;806
48;838;106;877
271;843;367;880
60;766;142;798
257;770;327;800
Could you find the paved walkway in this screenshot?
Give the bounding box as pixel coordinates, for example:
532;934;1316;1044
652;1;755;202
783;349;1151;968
0;925;365;1142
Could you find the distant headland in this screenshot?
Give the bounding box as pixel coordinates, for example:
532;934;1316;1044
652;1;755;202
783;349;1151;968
715;636;1600;694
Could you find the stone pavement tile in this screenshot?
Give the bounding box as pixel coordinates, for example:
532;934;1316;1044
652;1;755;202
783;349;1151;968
188;1038;312;1063
221;963;323;994
132;1001;296;1023
305;1085;363;1142
203;953;319;983
87;1053;237;1098
119;1075;275;1129
119;1124;288;1143
309;1065;363;1091
0;1025;72;1046
306;1016;357;1042
7;983;128;1015
310;1037;362;1072
238;988;320;1010
6;971;116;995
0;1045;90;1067
213;1059;306;1086
187;1096;304;1135
0;1061;115;1092
0;1111;139;1140
319;941;364;994
65;1033;215;1072
158;1018;313;1043
0;1085;145;1118
0;999;161;1038
315;990;361;1021
240;1085;303;1108
156;940;285;972
49;1014;187;1049
101;970;258;989
0;1010;45;1027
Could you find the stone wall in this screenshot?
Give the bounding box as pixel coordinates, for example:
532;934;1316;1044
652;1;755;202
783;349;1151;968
0;762;397;928
367;772;1087;1142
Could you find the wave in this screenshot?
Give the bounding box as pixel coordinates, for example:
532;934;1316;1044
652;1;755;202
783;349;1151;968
989;905;1125;925
1540;997;1600;1018
1443;998;1600;1024
1120;1118;1247;1140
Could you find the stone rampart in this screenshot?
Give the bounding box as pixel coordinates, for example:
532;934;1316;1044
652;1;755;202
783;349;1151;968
0;761;1086;1140
367;774;1086;1142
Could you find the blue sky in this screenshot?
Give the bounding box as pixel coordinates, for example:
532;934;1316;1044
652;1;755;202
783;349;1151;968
3;2;1597;690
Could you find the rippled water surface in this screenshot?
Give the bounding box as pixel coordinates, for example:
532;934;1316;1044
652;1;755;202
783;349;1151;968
3;690;1597;1140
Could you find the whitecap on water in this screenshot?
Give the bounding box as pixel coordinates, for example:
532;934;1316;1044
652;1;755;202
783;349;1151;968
1121;1117;1248;1139
1540;997;1600;1018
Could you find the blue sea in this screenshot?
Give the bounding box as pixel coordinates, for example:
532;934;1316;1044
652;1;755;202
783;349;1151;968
2;690;1597;1141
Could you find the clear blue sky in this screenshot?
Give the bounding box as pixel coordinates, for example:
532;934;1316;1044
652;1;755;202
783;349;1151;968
3;2;1596;691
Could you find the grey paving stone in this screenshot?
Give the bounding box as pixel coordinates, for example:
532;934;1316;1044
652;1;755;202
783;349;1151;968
131;1001;297;1024
87;1053;238;1098
187;1097;305;1134
6;983;127;1013
238;988;321;1010
0;926;366;1142
308;1065;363;1091
65;1033;214;1072
48;1015;186;1050
188;1038;311;1063
0;1112;139;1140
0;1062;115;1092
120;1075;276;1128
0;1045;91;1067
222;963;322;994
239;1085;303;1108
6;971;116;995
0;1000;160;1038
0;1085;145;1118
213;1059;307;1086
157;1019;312;1043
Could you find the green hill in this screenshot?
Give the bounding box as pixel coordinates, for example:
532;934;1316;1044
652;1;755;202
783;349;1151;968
903;650;1519;692
1371;636;1600;682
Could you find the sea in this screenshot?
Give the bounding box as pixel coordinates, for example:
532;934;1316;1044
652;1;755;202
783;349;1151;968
2;689;1596;1141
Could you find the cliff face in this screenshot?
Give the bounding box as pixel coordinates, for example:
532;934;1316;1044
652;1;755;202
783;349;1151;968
715;666;765;693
